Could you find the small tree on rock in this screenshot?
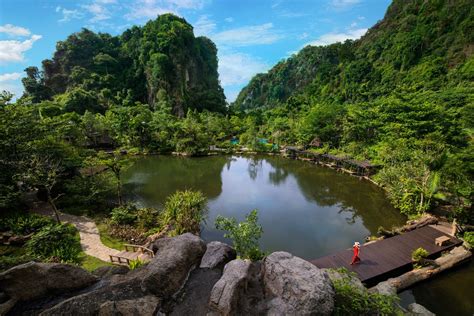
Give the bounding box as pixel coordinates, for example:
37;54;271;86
215;209;264;261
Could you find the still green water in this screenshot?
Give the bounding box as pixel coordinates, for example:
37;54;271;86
124;155;473;315
124;154;406;259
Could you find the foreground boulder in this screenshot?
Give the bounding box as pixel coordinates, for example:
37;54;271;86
208;259;251;315
98;295;160;315
142;233;207;297
200;241;236;270
0;262;98;302
263;252;335;315
42;233;206;315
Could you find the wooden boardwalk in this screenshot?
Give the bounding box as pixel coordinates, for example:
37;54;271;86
310;226;462;286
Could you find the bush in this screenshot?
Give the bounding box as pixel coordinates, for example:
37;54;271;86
411;247;429;268
129;258;146;270
215;209;264;261
463;232;474;248
26;224;82;263
0;245;35;271
161;190;208;236
0;213;53;235
332;271;399;315
110;204;138;225
136;207;159;230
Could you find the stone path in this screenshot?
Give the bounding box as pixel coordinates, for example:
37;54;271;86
59;212;120;262
28;197;119;262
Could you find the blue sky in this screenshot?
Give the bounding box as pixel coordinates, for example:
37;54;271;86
0;0;391;102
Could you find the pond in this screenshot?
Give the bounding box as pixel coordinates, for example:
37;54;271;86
399;260;474;316
124;155;406;259
124;154;474;314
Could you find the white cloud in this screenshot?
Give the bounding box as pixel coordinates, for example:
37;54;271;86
0;24;31;37
0;35;42;63
0;72;24;99
306;28;367;46
331;0;361;9
83;3;112;22
194;15;216;36
213;23;283;47
224;17;233;23
125;0;205;20
0;73;22;81
57;6;84;22
218;53;269;86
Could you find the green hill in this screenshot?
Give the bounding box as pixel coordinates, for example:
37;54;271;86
21;14;226;115
234;0;473;109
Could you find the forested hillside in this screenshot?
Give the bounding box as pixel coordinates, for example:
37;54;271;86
0;0;472;229
21;14;226;115
234;0;473;109
231;0;473;220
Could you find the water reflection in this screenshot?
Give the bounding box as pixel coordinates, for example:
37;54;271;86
124;155;406;259
124;155;230;206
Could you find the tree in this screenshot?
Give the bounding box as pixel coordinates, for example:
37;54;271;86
20;156;64;223
0;90;14;107
215;209;264;261
92;151;131;206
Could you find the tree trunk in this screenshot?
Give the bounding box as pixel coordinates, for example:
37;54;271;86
47;191;61;224
372;246;471;293
117;175;123;206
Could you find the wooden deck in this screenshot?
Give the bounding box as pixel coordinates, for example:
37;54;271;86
310;226;462;286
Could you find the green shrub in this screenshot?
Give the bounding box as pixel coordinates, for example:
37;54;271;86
0;245;35;271
129;258;146;270
110;204;138;225
332;270;399;315
161;190;208;236
463;232;474;248
136;207;159;229
0;213;53;235
411;247;429;262
411;247;429;268
26;224;82;263
215;209;264;261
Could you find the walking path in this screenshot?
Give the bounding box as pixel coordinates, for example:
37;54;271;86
29;198;119;262
59;212;119;262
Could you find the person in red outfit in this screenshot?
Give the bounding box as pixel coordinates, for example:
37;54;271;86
350;241;361;265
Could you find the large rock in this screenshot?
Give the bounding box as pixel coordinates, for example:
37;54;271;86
0;262;98;302
263;252;335;315
142;233;206;297
200;241;236;270
93;265;129;279
407;303;435;316
98;295;160;316
208;259;251;315
40;272;147;315
42;233;207;315
371;281;397;296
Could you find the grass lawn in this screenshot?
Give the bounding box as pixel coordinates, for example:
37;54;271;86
79;253;113;272
96;222;126;250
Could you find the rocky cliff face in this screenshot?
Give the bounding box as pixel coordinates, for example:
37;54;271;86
0;233;338;315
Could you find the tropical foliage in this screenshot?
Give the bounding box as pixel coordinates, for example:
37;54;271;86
215;209;264;261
